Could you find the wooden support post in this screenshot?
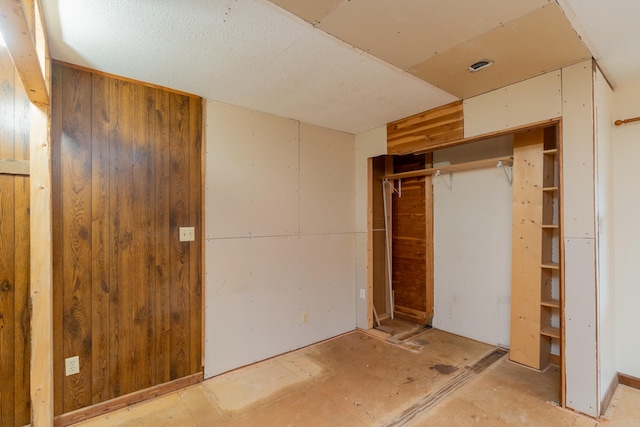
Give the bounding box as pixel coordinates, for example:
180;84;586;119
30;101;53;427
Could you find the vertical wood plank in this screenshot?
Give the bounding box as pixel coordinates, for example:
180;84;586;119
51;62;65;417
109;78;135;398
90;73;110;404
188;96;202;374
153;87;172;385
13;55;31;426
169;93;189;379
510;128;544;369
0;45;17;427
60;65;93;411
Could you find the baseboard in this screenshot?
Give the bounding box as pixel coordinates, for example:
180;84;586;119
549;353;561;367
600;373;619;416
618;372;640;390
53;372;203;427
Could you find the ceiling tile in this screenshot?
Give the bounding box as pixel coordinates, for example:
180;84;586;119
315;0;551;70
408;3;591;99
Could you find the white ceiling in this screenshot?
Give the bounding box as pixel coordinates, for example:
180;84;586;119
40;0;640;134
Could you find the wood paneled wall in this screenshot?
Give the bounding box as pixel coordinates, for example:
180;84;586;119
51;63;203;415
0;47;31;427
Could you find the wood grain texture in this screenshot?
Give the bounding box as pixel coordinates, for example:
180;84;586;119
391;155;429;323
51;63;203;416
387;101;463;155
510;128;544;370
0;45;32;427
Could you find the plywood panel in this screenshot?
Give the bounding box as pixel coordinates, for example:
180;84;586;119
299;123;355;235
0;45;31;427
464;70;562;138
204;234;356;377
205;100;299;239
314;0;549;70
564;237;597;417
509;129;544;369
562;60;595;239
51;63;203;415
387;102;463;155
410;4;590;99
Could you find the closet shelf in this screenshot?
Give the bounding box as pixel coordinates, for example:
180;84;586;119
540;326;560;339
383;156;513;180
541;298;560;308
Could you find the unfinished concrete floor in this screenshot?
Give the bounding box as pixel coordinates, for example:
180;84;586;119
73;329;639;426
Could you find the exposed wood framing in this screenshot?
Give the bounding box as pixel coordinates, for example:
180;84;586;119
387;101;463;155
0;157;29;175
0;0;49;106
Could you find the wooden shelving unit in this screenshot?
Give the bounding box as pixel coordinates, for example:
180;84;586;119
510;126;562;371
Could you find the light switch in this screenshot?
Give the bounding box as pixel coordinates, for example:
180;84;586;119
179;227;195;242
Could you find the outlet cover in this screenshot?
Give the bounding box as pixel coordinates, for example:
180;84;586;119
179;227;195;242
65;356;80;376
359;288;366;299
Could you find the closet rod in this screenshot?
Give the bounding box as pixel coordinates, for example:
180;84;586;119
615;116;640;126
383;155;513;180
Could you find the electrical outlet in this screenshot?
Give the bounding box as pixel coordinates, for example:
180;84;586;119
301;311;308;324
179;227;195;242
359;288;366;299
65;356;80;376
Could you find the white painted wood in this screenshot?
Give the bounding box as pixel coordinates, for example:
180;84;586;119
594;66;616;406
612;79;640;379
463;70;562;138
564;237;598;417
299;123;355;235
562;61;596;239
204;234;356;377
432;138;513;347
205;100;299;238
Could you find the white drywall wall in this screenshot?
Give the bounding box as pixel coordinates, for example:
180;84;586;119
432;137;513;347
594;67;617;403
613;80;640;379
562;61;598;417
204;100;356;377
354;126;387;329
463;71;562;138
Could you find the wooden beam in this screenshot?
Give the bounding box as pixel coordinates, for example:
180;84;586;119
30;93;53;426
384;156;513;180
0;0;49;106
0;158;29;175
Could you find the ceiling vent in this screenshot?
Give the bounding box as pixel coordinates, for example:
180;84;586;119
468;60;494;73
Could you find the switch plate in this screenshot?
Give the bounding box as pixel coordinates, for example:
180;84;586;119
359;288;366;299
301;311;308;324
179;227;195;242
65;356;80;376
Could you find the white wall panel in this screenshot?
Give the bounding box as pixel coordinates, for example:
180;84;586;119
463;71;562;138
564;237;598;417
562;61;596;239
613;80;640;379
205;100;299;238
300;123;355;234
594;67;617;405
432;165;512;347
204;234;356;378
354;125;386;328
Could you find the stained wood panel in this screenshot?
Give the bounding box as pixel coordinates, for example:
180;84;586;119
391;154;431;324
51;63;203;415
387;101;463;155
0;46;31;427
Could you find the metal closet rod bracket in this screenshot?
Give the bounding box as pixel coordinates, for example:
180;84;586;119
434;169;453;191
383;178;401;197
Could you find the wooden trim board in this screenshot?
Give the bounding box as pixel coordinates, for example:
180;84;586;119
53;372;203;426
618;373;640;390
0;158;29;175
